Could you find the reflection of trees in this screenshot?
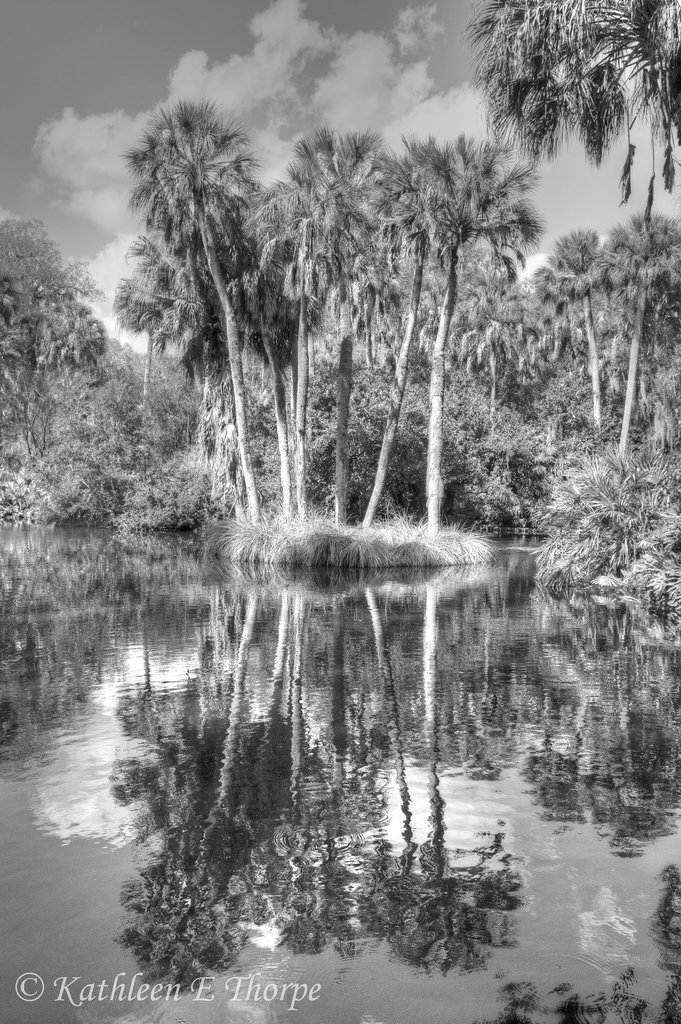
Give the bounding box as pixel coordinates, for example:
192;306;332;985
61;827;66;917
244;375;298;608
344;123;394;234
115;578;524;987
112;558;681;990
7;531;681;1009
473;864;681;1023
0;527;202;767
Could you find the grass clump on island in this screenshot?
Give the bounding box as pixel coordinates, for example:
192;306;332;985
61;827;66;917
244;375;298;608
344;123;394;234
204;512;491;570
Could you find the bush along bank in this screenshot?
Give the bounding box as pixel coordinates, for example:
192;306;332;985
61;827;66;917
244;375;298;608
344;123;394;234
536;450;681;623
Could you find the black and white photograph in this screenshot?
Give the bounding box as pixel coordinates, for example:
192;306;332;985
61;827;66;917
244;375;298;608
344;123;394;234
3;2;681;1022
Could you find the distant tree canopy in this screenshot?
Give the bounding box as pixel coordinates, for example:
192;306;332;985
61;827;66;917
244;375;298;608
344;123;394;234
0;218;106;372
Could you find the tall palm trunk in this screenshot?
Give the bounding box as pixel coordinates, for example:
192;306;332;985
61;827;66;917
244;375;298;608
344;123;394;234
335;272;354;527
296;290;309;518
582;290;601;429
490;352;497;420
143;335;153;406
365;292;375;367
261;327;293;518
363;243;425;526
426;252;458;536
199;217;261;523
619;289;647;457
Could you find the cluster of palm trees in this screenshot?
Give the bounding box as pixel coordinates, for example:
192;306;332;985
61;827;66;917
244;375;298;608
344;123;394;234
115;101;542;535
532;214;681;455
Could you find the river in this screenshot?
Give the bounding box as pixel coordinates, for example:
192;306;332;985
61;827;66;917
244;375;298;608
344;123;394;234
1;526;681;1024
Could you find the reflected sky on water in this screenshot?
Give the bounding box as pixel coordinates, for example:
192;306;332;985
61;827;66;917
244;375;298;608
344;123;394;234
2;526;681;1024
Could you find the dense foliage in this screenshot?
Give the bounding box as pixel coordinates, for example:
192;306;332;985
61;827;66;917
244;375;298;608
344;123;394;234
3;64;681;612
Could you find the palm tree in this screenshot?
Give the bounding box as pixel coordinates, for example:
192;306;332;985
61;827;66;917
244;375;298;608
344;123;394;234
292;127;381;527
115;232;248;515
125;100;262;523
604;212;681;455
257;138;335;519
363;141;432;527
114;233;188;404
419;136;542;536
240;248;296;519
470;0;681;197
534;230;605;428
458;262;525;419
0;275;18;328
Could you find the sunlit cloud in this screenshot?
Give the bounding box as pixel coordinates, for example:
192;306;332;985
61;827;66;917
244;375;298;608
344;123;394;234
393;4;443;55
31;0;677;342
383;82;486;146
88;232;146;351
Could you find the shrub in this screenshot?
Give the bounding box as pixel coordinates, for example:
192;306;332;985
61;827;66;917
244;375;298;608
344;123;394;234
536;449;681;595
115;453;212;532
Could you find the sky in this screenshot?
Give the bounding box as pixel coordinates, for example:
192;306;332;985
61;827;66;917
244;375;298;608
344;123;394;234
1;0;678;349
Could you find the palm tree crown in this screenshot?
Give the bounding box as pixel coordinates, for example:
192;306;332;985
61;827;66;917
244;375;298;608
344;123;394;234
126;100;257;249
470;0;681;194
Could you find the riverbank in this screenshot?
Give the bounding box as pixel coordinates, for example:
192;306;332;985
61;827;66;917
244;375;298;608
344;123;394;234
204;515;491;569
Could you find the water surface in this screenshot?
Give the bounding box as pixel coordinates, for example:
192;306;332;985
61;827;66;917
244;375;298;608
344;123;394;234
2;527;681;1024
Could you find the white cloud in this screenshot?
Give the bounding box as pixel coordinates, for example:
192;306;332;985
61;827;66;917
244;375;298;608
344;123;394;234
519;252;547;280
34;0;678;338
34;107;147;233
313;31;433;131
88;232;147;352
168;0;332;120
33;0;461;328
394;4;443;55
0;204;13;221
383;82;486;147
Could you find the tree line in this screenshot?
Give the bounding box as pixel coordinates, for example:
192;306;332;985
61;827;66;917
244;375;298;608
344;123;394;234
115;103;543;534
114;95;681;536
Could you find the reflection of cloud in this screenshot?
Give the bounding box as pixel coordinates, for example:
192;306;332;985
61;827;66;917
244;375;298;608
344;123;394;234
578;885;637;969
31;646;201;847
33;718;137;848
121;645;201;691
384;763;511;859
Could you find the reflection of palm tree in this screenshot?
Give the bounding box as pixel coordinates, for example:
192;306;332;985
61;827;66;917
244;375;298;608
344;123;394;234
290;592;305;821
214;594;257;811
422;583;446;878
366;588;415;871
331;602;347;797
